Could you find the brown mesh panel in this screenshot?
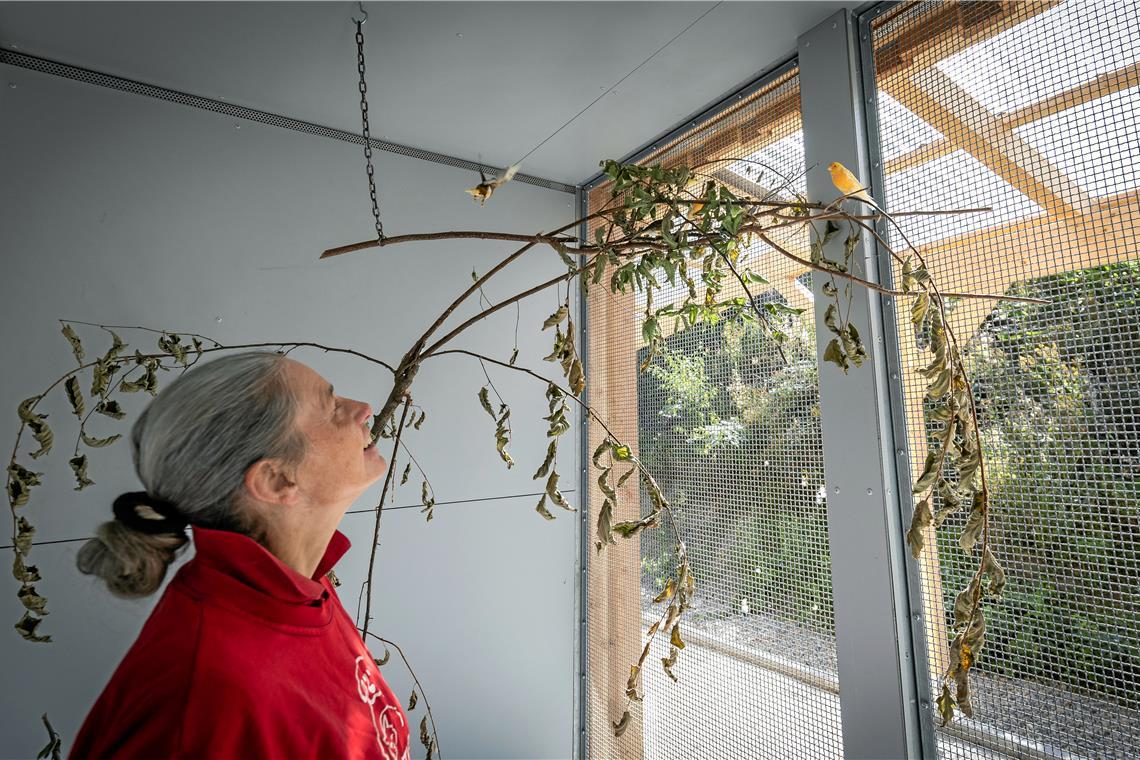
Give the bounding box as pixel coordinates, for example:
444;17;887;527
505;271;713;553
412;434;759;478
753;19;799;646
584;67;844;759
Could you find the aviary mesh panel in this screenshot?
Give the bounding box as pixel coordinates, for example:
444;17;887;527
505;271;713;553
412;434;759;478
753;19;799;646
868;2;1140;757
584;67;844;760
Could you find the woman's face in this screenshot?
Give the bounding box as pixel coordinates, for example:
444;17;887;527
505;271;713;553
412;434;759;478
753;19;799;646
284;359;387;505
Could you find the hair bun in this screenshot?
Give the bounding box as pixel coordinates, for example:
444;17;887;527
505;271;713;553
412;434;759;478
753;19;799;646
112;491;189;536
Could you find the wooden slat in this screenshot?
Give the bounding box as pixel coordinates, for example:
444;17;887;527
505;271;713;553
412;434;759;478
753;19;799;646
1004;60;1140;128
883;67;1092;217
587;264;645;759
883;60;1140;183
873;1;1061;80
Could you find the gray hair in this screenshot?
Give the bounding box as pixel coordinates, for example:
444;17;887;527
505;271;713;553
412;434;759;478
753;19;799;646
77;351;308;597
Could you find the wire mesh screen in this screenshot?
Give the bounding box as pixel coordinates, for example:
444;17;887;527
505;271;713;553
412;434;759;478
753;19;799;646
867;1;1140;758
584;67;844;759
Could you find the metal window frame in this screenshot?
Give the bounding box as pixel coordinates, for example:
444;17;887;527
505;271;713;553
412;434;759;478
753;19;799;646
578;54;800;191
798;7;932;759
576;185;591;760
855;4;941;759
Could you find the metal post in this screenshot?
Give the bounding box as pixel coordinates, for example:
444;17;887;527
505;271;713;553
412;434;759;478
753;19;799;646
576;186;590;760
798;9;927;759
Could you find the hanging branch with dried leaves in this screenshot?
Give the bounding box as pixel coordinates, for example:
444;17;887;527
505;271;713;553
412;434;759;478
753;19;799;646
6;160;1039;744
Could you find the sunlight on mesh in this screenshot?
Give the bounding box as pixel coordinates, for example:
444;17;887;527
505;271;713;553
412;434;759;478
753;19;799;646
936;0;1140;115
586;67;843;760
886;150;1043;247
1015;86;1140;197
726;131;808;200
876;91;945;164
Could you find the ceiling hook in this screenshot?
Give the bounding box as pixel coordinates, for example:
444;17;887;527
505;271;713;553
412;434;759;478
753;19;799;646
351;2;368;25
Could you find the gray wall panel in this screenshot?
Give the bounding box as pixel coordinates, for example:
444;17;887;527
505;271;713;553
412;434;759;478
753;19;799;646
1;61;579;759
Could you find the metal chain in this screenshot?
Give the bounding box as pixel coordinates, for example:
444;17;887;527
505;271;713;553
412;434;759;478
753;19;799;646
355;20;384;242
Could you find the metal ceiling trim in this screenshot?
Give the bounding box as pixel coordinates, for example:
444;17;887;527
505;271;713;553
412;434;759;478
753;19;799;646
0;47;577;195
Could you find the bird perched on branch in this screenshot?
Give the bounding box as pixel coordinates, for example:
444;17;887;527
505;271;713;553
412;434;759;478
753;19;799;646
828;161;874;206
466;163;520;205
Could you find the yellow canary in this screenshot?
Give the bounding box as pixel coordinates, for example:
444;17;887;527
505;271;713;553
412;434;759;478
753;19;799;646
828;162;874;205
465;163;520;205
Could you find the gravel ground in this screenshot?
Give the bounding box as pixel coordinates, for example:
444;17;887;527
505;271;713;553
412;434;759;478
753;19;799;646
642;589;1140;759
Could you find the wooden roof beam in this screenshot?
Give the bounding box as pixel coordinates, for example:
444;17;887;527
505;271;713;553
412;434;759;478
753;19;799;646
882;67;1092;217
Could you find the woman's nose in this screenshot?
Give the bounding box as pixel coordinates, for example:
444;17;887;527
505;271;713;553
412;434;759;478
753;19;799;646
355;400;373;424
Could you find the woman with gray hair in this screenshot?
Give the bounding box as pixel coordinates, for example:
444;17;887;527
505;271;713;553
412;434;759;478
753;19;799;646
69;352;411;760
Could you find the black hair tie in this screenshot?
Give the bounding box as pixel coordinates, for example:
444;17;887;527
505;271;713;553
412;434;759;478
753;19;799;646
112;491;189;536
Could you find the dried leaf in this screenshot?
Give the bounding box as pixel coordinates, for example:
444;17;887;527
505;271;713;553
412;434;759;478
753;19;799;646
652;580;675;604
15;517;35;554
374;647;390;667
413;410;426;430
542;306;569;329
7;462;43;508
596;499;615;547
914;451;940;493
982;547;1005;597
38;713;62;760
963;606;986;648
906;498;932;559
660;653;680;683
670;623;685;650
937;683;956;727
15;612;51;643
568;359;585;396
401;463;411;485
13;554;42;583
509;348;519;366
535;494;555;521
823;303;841;334
544;471;573;511
960;493;985;553
420;481;435;522
591;438;614;467
477;387;495;418
625;662;644;703
17;396;41;423
69;455;94;491
18;585;48;615
842;323;868;367
613;710;631;738
158;333;188;366
94;399;125;420
407;689;418;711
911;293;930;327
927;368;952;399
954;579;981;627
822;338;848;372
80;431;121;448
612;510;660;538
597;467;616;501
955;667;973;718
533;441;557;480
419;715;432;756
61;323;84;364
494;407;515;469
64;376;85;417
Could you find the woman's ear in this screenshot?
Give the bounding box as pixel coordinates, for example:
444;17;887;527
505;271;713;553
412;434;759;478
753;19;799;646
243;459;300;507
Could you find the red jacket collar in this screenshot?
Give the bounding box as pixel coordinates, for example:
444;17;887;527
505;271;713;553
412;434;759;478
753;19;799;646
189;525;350;605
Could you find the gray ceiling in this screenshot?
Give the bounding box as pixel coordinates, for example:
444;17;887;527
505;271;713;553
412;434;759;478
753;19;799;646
0;1;846;185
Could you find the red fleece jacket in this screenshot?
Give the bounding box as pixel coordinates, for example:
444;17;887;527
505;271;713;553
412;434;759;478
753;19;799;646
70;526;410;760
